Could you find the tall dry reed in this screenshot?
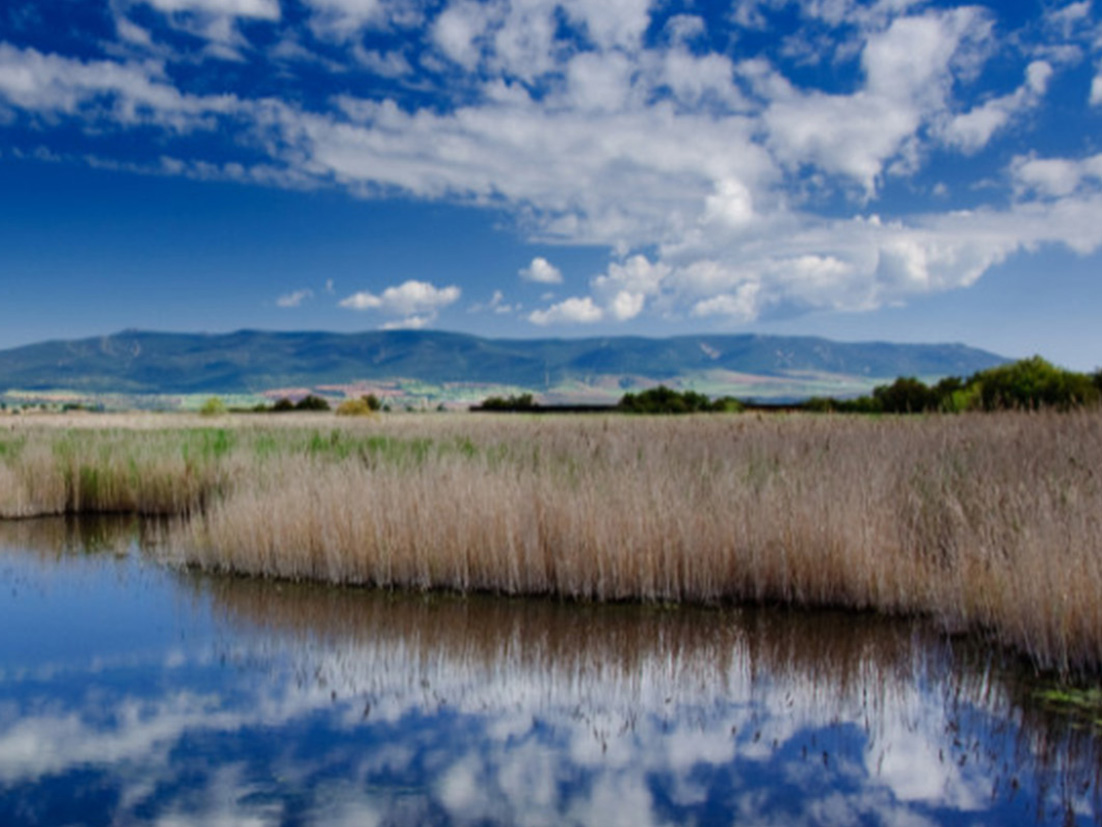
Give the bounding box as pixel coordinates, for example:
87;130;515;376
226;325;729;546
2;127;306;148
1;411;1100;673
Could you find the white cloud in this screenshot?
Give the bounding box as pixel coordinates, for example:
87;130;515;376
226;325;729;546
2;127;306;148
490;290;514;313
339;279;461;317
469;290;516;314
519;257;563;284
123;0;281;58
690;288;761;321
302;0;423;40
939;61;1052;153
565;0;653;52
564;52;636;113
277;289;314;308
352;47;413;77
0;44;239;130
659;49;745;110
3;1;1099;333
1011;152;1102;198
140;0;280;19
760;8;991;194
1092;65;1102;105
1046;0;1093;38
381;314;433;329
608;290;646;321
592;255;670;310
703;178;755;228
527;297;603;325
432;1;496;70
665;15;705;45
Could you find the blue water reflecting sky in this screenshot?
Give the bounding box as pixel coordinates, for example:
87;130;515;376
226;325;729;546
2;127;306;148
0;518;1098;825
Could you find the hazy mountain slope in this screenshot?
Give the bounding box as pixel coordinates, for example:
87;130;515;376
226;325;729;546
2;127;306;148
0;329;1008;394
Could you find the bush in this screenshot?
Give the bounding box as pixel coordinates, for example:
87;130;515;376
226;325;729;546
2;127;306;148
272;398;296;413
295;395;331;412
805;357;1101;415
972;356;1100;411
618;386;729;414
336;398;376;417
872;377;939;414
199;397;227;417
480;393;537;411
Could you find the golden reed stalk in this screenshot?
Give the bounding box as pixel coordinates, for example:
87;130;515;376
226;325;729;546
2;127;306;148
1;411;1100;673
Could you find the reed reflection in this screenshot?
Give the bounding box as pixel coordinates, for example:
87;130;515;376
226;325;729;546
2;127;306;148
198;574;1102;824
0;517;1099;825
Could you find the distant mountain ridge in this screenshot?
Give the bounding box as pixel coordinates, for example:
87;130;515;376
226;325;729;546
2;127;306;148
0;329;1007;395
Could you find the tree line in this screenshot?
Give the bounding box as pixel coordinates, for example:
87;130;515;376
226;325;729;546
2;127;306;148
478;357;1102;415
807;356;1101;414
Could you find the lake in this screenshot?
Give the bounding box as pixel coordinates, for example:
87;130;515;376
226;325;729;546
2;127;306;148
0;516;1099;825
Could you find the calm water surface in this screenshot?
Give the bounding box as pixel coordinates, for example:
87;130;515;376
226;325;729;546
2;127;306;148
0;517;1099;826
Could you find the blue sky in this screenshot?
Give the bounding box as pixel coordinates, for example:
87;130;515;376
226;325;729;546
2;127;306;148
2;0;1102;369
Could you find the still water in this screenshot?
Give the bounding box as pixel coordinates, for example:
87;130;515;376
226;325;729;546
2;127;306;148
0;516;1099;826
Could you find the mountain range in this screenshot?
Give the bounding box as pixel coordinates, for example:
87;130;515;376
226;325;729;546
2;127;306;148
0;329;1007;399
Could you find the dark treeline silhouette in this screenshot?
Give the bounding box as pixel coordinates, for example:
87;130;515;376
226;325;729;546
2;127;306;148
475;357;1102;416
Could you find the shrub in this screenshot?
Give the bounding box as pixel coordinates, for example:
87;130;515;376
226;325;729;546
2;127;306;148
295;395;332;412
480;394;537;411
872;377;938;414
619;386;725;414
972;356;1100;411
272;398;296;413
336;398;376;417
199;397;227;417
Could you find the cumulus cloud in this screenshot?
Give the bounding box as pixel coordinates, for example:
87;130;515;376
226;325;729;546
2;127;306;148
276;288;314;308
591;255;670;320
339;279;461;328
1011;152;1102;198
939;61;1053;153
518;257;563;284
0;0;1098;330
759;8;992;195
432;0;495;70
528;296;603;325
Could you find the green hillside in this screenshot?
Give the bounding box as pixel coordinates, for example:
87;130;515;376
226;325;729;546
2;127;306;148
0;329;1007;397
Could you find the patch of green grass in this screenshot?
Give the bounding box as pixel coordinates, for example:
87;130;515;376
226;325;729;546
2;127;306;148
0;437;26;461
180;428;236;462
1035;686;1102;729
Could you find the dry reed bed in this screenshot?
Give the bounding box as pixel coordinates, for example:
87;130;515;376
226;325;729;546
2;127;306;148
0;411;1100;673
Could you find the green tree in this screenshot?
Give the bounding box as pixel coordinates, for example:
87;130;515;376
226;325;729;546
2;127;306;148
872;377;937;413
293;392;330;410
479;393;537;411
971;356;1100;411
199;396;227;417
619;386;724;414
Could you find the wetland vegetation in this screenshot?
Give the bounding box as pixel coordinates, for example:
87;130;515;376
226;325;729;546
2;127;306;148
0;409;1100;676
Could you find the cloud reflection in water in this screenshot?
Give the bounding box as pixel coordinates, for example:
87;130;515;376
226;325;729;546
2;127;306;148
0;517;1098;825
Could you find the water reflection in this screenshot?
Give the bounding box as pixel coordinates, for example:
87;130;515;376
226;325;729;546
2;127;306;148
0;517;1099;825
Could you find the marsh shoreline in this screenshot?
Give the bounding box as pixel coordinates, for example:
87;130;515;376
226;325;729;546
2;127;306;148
1;410;1100;675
